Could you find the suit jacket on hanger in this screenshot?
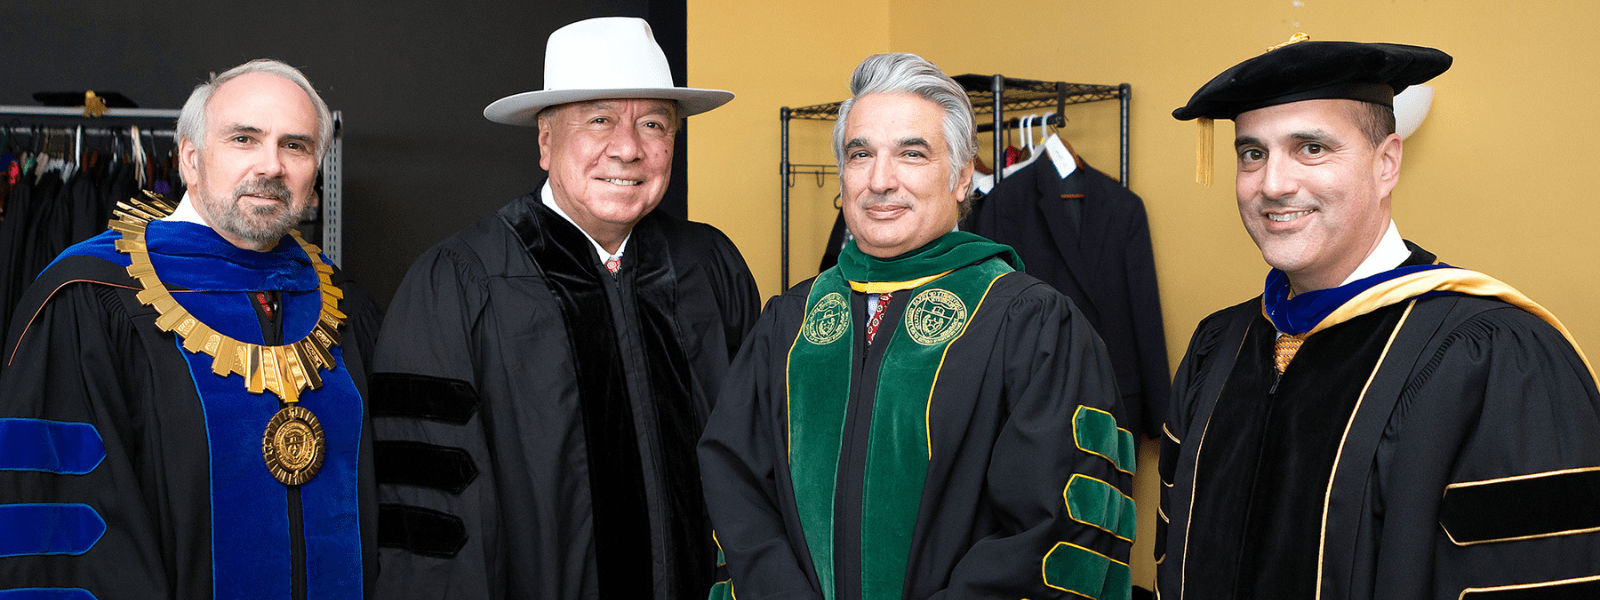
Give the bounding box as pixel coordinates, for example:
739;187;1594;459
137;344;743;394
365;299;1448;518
966;157;1169;438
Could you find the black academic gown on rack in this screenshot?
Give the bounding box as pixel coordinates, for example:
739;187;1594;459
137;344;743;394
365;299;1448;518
1156;244;1600;600
370;190;761;600
0;155;141;359
966;157;1169;438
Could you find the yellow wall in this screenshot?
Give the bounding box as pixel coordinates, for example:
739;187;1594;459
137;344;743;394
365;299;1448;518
686;0;893;295
688;0;1600;590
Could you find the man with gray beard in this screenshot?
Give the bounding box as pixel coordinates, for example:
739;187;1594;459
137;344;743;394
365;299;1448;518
0;59;380;598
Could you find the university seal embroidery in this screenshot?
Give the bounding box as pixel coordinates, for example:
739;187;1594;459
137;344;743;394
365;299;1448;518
802;292;850;345
263;406;327;486
905;288;968;346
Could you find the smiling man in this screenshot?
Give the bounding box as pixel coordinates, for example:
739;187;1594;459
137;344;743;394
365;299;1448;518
699;53;1132;600
0;59;378;598
369;17;758;600
1158;39;1600;599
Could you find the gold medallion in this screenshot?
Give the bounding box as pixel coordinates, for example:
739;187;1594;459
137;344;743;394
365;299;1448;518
262;406;326;486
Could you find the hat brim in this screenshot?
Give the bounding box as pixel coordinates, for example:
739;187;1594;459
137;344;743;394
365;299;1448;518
484;87;734;126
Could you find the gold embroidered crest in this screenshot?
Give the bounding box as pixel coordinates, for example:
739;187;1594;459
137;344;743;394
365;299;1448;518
904;289;968;346
802;292;850;346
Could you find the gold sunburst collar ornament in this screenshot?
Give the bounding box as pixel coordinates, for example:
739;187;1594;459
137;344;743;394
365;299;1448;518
110;193;344;486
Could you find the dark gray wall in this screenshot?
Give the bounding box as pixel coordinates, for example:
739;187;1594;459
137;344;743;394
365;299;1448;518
0;0;689;308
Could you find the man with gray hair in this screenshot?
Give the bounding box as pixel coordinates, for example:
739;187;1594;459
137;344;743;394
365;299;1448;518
698;52;1133;600
0;59;378;598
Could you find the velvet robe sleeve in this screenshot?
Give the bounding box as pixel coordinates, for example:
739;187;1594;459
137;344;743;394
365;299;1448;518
1357;304;1600;599
0;261;178;598
925;284;1134;600
368;239;501;600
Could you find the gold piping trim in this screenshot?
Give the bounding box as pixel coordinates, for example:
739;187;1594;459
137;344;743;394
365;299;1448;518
1446;465;1600;489
1308;269;1594;382
713;530;726;567
783;298;809;460
1441;467;1600;546
1162;423;1180;445
1443;524;1600;547
849;270;952;294
1459;573;1600;599
1072;405;1136;475
1314;300;1415;600
111;197;343;405
925;271;1006;458
1179;319;1255;600
1063;473;1136;542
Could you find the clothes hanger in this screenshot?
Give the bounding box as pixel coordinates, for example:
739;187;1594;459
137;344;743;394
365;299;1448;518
1003;114;1047;177
1025;114;1040;160
130;125;148;187
1035;111;1077;180
975;113;1053;194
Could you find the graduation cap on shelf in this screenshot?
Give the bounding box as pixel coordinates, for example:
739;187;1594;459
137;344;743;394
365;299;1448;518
1172;34;1452;185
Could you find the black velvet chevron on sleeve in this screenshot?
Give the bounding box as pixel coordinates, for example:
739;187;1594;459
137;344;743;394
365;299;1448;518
377;504;468;558
1458;577;1600;599
1439;469;1600;544
369;372;480;424
374;440;478;494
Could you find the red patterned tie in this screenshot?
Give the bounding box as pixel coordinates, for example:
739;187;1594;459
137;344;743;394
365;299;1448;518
605;257;621;276
866;293;892;345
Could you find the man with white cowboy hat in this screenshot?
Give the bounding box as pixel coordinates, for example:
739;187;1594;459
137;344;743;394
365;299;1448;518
369;16;760;600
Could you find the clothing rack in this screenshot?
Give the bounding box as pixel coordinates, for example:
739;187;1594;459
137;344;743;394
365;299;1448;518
0;105;346;266
777;75;1130;288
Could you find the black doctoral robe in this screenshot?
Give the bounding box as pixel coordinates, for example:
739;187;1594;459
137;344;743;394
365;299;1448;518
699;267;1135;600
371;192;760;600
0;219;381;599
1156;244;1600;600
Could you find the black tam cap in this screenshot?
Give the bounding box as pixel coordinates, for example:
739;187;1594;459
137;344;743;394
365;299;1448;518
1173;37;1452;121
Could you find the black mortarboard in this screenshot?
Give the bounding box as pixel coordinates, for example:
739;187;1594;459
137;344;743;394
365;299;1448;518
1174;35;1452;184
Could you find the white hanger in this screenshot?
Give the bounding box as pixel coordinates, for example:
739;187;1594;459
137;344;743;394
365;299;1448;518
1037;111;1077;180
974;114;1033;195
1003;114;1046;177
129;125;148;187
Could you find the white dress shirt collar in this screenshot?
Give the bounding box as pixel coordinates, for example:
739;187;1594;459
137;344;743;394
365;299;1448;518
162;192;209;225
541;180;628;266
1339;220;1409;286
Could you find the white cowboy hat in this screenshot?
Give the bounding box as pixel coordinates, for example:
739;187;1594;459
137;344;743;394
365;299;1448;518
483;17;733;125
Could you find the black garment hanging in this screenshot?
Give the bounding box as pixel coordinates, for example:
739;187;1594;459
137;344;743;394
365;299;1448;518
0;127;165;373
966;156;1171;438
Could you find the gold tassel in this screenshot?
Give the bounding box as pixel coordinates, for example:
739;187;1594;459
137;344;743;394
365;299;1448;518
1196;117;1215;186
84;91;107;117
